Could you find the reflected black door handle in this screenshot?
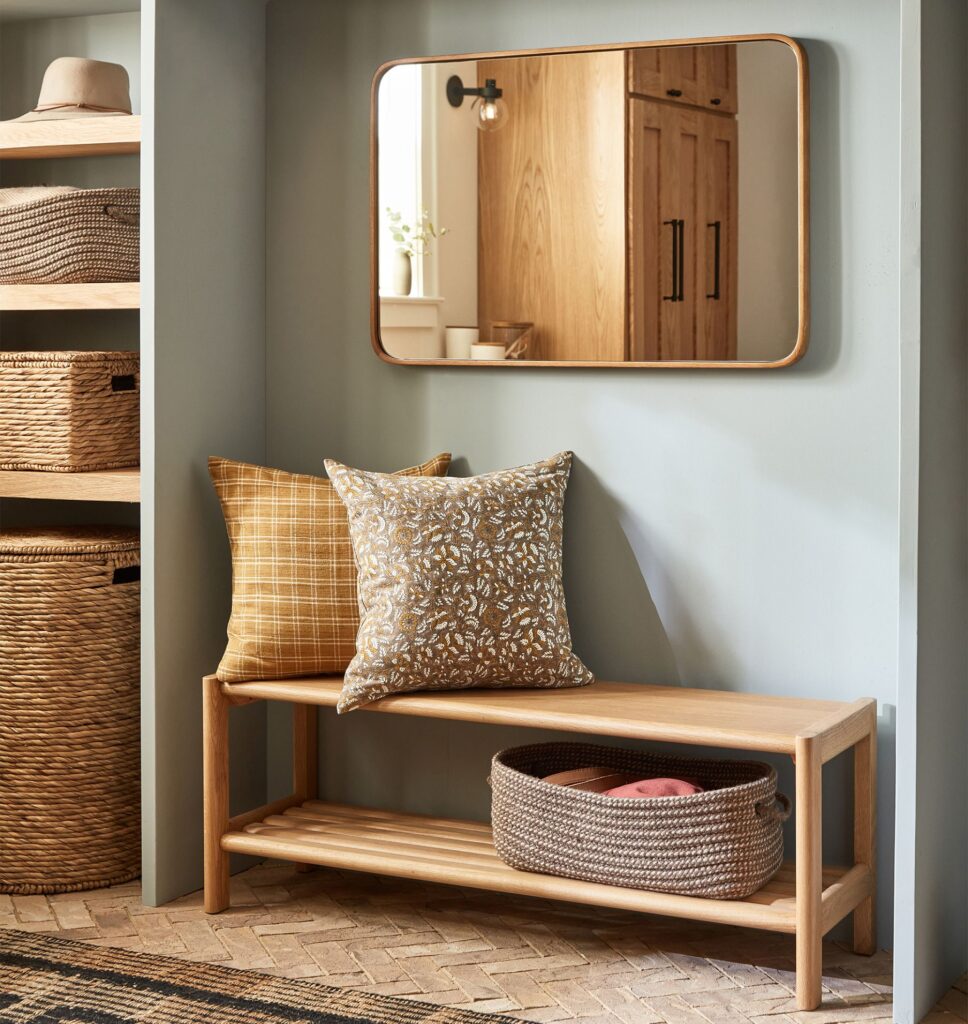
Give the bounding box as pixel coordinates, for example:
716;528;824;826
662;219;678;301
677;219;685;302
666;88;683;97
706;221;721;300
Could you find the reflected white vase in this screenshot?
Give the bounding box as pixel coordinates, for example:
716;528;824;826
391;250;413;296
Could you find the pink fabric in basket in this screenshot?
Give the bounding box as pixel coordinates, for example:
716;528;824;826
604;777;704;798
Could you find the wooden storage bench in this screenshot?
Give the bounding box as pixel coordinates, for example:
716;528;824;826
203;677;877;1010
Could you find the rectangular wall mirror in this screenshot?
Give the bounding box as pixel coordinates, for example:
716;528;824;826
371;35;808;368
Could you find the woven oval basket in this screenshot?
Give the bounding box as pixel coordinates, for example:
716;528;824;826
0;186;139;285
0;527;141;894
0;350;139;471
490;741;790;899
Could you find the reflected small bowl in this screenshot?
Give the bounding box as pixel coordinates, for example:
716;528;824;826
471;342;507;361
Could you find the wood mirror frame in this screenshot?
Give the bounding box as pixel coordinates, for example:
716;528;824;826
370;34;809;369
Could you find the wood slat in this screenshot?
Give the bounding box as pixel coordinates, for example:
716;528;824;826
300;800;493;837
219;800;866;934
0;282;140;310
244;824;506;872
821;864;874;936
0;115;141;159
228;793;303;833
220;677;866;754
0;467;139;502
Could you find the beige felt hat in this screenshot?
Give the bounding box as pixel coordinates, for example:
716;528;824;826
11;57;132;122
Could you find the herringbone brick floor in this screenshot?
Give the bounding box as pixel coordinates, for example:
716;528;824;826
1;862;965;1024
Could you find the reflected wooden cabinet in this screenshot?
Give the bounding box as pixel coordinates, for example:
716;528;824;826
476;45;738;362
628;50;738;361
628;43;737;114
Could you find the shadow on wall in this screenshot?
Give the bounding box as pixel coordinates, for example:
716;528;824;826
564;456;680;686
796;39;842;377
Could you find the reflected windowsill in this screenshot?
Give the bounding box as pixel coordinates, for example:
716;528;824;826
379;295;445;305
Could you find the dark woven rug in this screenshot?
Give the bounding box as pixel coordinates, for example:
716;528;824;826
0;929;520;1023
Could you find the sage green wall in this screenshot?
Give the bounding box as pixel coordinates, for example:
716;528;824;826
893;1;968;1019
141;0;268;905
265;0;902;948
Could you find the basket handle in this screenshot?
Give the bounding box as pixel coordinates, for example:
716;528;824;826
103;203;138;226
756;792;791;822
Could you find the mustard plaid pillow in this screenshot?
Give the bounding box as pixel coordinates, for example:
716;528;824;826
326;451;593;712
210;453;451;682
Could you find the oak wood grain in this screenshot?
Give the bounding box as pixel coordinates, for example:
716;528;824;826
699;110;738;359
702;45;738;114
0;467;139;503
219;800;868;934
0;282;140;310
477;51;627;361
795;735;823;1009
221;676;867;756
0;115;140;159
203;676;230;913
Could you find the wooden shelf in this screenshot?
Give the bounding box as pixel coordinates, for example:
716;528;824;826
221;677;874;760
0;115;141;159
0;282;140;310
221;799;868;936
0;467;139;502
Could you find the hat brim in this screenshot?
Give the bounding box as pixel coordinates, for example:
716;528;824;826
9;107;132;122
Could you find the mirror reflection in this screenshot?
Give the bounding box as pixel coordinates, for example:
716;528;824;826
375;40;804;365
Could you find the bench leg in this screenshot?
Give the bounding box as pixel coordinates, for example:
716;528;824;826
293;704;318;873
852;725;877;955
795;736;823;1010
203;676;231;913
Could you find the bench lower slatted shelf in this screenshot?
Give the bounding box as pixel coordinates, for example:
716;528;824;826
221;798;865;936
203;675;877;1011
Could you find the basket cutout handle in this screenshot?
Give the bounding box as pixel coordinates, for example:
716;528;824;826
113;565;140;585
111;373;137;393
755;792;791;822
103;203;139;226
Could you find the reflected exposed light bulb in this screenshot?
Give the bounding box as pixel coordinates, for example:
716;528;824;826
476;96;507;131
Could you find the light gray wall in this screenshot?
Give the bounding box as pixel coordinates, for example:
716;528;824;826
265;0;902;952
141;0;268;905
893;1;968;1020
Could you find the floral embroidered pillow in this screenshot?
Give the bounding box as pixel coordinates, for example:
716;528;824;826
325;451;593;712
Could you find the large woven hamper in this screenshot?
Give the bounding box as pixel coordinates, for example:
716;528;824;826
490;741;790;899
0;186;139;284
0;527;140;894
0;350;139;471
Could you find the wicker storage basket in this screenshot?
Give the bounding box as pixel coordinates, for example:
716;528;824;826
0;186;139;284
0;527;140;894
0;350;139;471
490;741;791;899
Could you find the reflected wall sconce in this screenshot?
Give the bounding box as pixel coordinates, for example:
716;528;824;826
446;75;507;131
